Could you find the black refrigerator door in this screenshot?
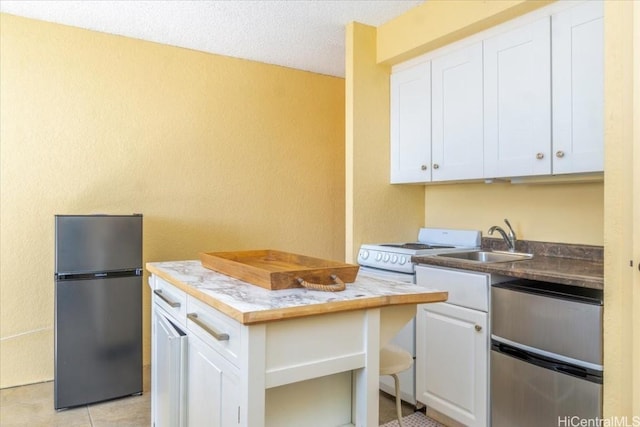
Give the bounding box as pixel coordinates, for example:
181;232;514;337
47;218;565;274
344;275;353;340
55;215;142;274
54;276;142;409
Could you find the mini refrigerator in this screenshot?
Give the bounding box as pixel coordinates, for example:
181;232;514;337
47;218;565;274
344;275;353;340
54;214;143;410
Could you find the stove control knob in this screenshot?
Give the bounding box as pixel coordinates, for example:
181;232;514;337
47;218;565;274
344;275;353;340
391;255;398;264
398;256;407;265
375;252;383;262
383;254;390;262
359;250;369;260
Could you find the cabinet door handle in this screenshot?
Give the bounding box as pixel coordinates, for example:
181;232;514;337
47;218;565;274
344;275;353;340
421;165;428;171
536;153;545;160
153;289;181;308
556;150;565;158
475;325;482;332
187;313;230;341
432;163;440;170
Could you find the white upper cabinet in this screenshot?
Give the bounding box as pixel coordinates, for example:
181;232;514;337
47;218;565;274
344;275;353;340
388;1;604;184
431;42;484;181
390;61;431;183
551;1;604;174
483;17;552;178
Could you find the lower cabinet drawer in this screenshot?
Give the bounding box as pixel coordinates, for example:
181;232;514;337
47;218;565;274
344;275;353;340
416;265;489;311
186;296;242;366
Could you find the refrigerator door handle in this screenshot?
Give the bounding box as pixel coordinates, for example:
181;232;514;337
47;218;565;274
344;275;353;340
492;340;602;384
154;290;181;308
496;341;531;362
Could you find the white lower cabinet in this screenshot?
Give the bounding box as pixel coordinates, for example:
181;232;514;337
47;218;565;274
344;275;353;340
151;280;240;427
416;302;488;427
415;265;493;427
187;332;241;426
152;307;187;427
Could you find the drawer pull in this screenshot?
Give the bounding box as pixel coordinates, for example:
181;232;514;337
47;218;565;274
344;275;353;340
154;289;181;308
475;325;482;332
187;313;230;341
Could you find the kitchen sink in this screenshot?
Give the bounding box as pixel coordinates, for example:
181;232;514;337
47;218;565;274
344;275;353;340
435;250;533;263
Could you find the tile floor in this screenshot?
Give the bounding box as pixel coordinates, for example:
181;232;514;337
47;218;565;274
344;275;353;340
0;366;151;427
1;367;422;426
378;391;421;425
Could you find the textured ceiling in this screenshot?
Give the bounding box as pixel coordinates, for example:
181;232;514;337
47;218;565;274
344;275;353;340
0;0;424;77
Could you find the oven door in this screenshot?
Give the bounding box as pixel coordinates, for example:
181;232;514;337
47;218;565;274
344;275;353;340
359;265;417;405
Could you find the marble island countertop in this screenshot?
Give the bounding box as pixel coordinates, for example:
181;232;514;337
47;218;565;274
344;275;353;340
146;260;448;324
413;239;604;290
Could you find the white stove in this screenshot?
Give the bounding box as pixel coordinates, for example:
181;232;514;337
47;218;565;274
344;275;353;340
358;228;481;275
357;227;481;406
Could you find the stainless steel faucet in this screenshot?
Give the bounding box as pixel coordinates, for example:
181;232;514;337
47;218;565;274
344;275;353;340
488;219;517;252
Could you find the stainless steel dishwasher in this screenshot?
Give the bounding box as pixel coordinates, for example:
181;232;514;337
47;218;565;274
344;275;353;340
491;279;603;426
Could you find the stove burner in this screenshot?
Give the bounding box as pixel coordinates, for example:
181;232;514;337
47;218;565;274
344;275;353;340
380;243;455;250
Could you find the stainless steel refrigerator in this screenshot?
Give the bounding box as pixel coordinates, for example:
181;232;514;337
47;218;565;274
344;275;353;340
54;214;143;410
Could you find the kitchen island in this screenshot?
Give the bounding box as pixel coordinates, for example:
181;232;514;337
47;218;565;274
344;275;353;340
147;260;447;427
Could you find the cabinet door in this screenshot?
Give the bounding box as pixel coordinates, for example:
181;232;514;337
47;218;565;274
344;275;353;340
390;61;431;183
431;42;484;181
187;334;241;427
416;302;488;427
484;18;551;178
153;308;187;427
552;1;604;174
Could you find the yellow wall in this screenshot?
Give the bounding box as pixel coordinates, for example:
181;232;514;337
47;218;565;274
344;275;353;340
345;22;424;263
377;0;552;65
424;182;603;245
634;3;640;416
602;0;639;418
0;14;345;388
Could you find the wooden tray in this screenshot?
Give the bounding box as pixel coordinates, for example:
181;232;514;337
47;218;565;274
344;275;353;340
199;250;359;291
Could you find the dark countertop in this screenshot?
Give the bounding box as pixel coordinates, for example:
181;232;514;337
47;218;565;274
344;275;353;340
412;238;604;290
